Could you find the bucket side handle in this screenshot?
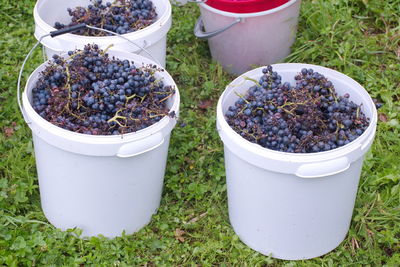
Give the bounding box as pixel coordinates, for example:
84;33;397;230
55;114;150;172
116;132;165;158
295;157;351;179
194;16;242;40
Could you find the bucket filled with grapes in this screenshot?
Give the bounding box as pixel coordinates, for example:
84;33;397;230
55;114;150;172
34;0;171;66
20;45;180;238
216;64;378;260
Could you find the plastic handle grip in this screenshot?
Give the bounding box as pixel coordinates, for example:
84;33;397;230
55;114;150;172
116;132;164;158
50;23;87;37
361;130;375;151
295;157;350;179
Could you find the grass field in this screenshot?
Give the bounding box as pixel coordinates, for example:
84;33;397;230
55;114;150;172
1;0;399;266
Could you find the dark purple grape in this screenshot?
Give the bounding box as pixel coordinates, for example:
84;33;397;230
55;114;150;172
54;0;158;36
31;44;175;135
225;66;370;153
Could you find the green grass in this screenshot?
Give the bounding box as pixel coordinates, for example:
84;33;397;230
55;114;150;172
1;0;399;266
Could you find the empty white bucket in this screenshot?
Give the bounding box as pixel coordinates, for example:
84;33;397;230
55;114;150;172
21;50;180;238
195;0;301;75
216;63;377;260
34;0;171;67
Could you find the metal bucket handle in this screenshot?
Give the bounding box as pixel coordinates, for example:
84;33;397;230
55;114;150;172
194;16;243;39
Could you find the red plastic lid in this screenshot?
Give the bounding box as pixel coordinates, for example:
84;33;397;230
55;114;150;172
205;0;290;14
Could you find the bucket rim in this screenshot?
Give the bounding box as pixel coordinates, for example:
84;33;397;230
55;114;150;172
216;63;378;164
199;0;299;18
22;50;180;144
33;0;171;42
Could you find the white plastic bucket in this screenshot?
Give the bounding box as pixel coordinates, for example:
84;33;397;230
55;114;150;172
21;50;180;238
34;0;172;67
195;0;301;75
216;63;377;260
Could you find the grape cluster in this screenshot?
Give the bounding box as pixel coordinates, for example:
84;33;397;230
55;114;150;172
225;66;370;153
32;44;175;135
54;0;157;36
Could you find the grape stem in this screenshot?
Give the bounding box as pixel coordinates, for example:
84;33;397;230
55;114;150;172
101;44;114;55
107;109;127;127
234;91;250;104
159;93;172;103
242;76;261;87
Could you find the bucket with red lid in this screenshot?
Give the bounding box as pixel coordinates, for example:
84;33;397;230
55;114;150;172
192;0;302;75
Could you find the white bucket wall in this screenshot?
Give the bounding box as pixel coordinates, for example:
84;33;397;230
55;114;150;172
216;63;377;260
198;0;301;75
22;51;180;238
34;0;171;67
33;134;170;237
171;0;188;6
